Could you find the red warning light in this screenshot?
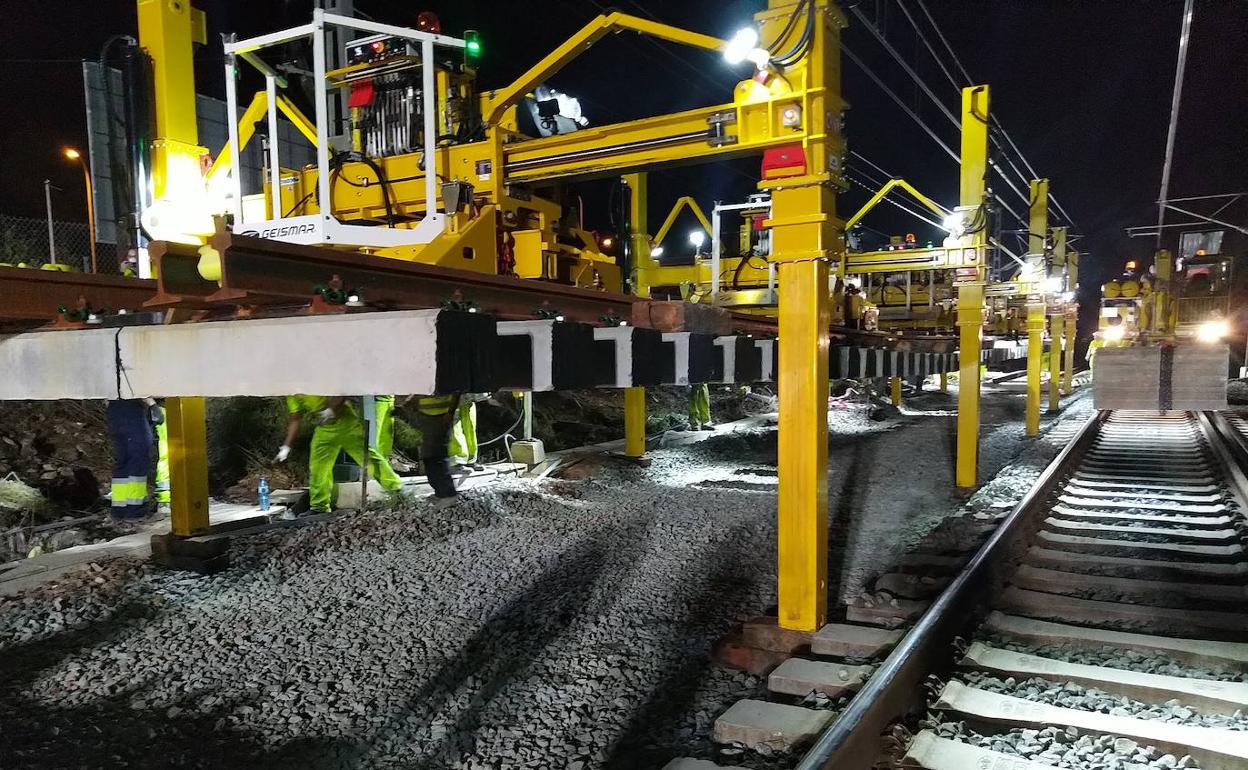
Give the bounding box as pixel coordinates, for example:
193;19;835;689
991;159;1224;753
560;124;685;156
417;11;442;34
371;40;385;53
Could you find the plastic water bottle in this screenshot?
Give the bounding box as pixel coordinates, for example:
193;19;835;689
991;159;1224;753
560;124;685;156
258;476;271;512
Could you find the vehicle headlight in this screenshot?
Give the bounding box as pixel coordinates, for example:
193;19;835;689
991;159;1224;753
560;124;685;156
1102;325;1126;342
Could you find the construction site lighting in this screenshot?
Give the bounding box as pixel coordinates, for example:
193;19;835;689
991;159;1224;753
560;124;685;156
942;211;964;236
1043;276;1064;293
688;230;706;249
1197;319;1229;343
651;245;665;258
723;27;759;65
63;148;82;160
1102;325;1126;342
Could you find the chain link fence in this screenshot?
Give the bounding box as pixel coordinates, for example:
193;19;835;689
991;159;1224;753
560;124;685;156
0;214;120;274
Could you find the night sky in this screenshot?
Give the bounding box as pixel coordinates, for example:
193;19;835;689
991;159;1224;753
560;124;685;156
1;0;1244;297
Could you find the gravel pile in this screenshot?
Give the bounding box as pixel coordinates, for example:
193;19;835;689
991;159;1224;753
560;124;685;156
981;637;1248;682
1;476;781;770
957;673;1248;731
928;720;1201;769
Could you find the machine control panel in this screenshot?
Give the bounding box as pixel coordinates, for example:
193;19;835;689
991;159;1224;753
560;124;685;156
346;34;415;65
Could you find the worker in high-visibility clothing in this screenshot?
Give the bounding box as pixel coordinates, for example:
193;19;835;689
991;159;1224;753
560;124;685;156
845;285;865;329
154;415;171;513
689;383;712;430
375;395;396;459
408;394;461;505
449;393;486;471
106;398;163;521
276;395;402;514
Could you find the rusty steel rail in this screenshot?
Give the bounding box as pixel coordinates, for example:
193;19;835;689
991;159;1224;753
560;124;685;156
0;267;157;327
795;410;1104;770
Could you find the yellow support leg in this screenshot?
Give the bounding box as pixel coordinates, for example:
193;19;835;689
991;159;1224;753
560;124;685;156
623;387;646;457
1025;300;1045;436
1048;315;1064;412
1062;311;1077;395
777;258;830;632
940;372;948;392
956;283;984;489
890;376;902;406
166;396;210;537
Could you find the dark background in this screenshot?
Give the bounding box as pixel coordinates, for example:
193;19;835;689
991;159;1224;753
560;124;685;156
1;0;1244;301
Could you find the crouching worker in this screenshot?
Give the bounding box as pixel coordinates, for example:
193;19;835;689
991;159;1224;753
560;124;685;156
277;395;402;514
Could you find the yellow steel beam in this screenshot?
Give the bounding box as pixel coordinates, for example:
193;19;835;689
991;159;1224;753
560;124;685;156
956;85;989;489
846;245;960;274
1027;179;1049;268
485;13;724;125
940;372;948;392
1025;298;1045;435
623;387;646;457
137;0;203;148
206;91;270;180
654;196;712;248
275;94;318;147
890;376;902;406
1049;314;1064;411
843;178;949;231
166;397;210;536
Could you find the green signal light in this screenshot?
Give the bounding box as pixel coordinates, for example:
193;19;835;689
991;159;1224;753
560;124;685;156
464;30;482;59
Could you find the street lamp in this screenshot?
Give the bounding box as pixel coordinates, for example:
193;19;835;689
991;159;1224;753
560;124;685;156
63;147;97;273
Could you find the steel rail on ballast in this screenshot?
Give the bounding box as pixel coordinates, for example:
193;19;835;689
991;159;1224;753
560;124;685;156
794;409;1106;770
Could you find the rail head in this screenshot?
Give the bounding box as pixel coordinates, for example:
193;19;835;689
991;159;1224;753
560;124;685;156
794;409;1105;770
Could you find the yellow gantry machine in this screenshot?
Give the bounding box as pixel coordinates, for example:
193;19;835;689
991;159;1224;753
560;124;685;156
131;0;1042;631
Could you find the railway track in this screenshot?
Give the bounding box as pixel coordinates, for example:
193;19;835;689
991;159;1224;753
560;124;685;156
690;411;1248;770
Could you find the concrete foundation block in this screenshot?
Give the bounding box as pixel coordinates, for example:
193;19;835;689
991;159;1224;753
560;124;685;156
811;623;903;658
661;760;747;770
768;657;869;697
741;615;814;653
712;699;833;751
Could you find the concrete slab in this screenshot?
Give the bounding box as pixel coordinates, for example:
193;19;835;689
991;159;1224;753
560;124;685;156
755;338;775;382
660;760;747;770
1037;529;1243;559
904;729;1059;770
845;596;927;628
1026;545;1248;581
983;612;1248;670
741;615;814;653
999;586;1248;640
767;658;870;697
1041;516;1239;543
935;680;1248;770
711;699;833;751
715;335;763;384
495;319;597;391
660;332;722;385
961;641;1248;715
0;502;278;596
593;325;666;387
0;327;121;399
810;623;903;658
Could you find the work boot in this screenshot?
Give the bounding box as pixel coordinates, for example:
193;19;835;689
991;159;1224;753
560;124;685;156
430;493;460;510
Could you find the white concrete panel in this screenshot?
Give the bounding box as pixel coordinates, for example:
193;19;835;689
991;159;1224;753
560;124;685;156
0;327;121;400
1172;344;1228;411
755;338;775;382
715;336;737;384
1093;347;1161;411
662;332;691;386
593;326;634;388
498;320;555;392
118;310;443;397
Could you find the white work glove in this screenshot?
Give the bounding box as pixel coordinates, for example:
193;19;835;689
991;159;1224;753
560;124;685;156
316;407;337;425
275;445;291;462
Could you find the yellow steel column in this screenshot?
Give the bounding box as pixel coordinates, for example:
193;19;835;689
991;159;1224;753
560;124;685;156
765;0;843;632
890;376;902;406
1048;314;1064;411
956;85;990;489
625;172;654;299
623;387;646;457
1024;179;1048;437
1025;299;1045;435
940;372;948;392
1063;308;1077;395
138;0;211;534
167;397;210;536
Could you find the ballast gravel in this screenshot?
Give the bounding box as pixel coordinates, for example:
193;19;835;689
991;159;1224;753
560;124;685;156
929;719;1202;769
981;637;1248;683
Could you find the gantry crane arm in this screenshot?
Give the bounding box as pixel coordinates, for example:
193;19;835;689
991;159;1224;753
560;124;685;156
483;12;725;126
843;178;949;231
206;92;318;181
654;197;712;246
